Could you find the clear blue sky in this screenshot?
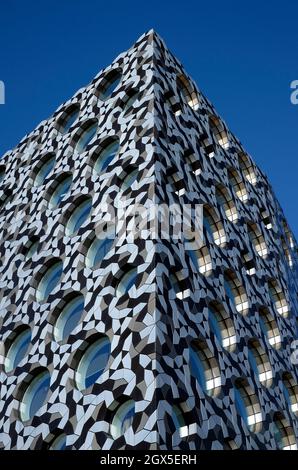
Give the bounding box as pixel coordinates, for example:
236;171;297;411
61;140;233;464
0;0;297;237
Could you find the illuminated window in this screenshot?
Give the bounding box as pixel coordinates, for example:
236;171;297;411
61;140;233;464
281;237;293;268
268;279;289;317
208;302;237;351
238;152;257;185
224;270;249;314
190;340;221;396
282;372;298;416
228;168;248;202
203;205;226;246
234;379;262;432
170;271;190;300
176;74;199;110
248;339;273;387
247;221;268;258
259;307;281;349
187;245;212;276
208;115;229;149
215;184;238;223
272;413;297;450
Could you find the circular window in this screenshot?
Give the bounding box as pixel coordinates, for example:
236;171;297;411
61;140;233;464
75;121;97;153
259;307;281;349
49;433;67;450
282;372;298;416
48;173;72;208
121;167;138;192
176;74;199;110
111;400;135;440
247;339;272;387
33;153;56;186
93;138;120;174
116;268;138;297
54;294;84;342
123;89;139;115
224;270;248;314
57;104;80;134
97;70;121;101
272;414;297;450
234;380;262;432
4;327;31;373
75;336;111;391
20;369;51;422
36;259;63;302
203;205;226;246
65;196;92;236
208;304;236;352
189;340;221;396
86;234;114;268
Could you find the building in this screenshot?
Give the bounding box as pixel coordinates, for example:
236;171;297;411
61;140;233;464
0;30;298;450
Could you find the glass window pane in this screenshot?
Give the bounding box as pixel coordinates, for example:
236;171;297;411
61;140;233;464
5;328;31;373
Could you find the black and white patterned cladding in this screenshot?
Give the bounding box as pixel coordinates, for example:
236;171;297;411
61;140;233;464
0;30;297;450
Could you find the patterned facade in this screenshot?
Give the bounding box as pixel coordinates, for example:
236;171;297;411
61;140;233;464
0;30;298;450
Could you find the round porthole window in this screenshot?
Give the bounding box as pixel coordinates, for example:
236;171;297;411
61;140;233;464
233;380;262;432
97;70;122;101
57;104;80;134
75;121;97;153
93;139;120;174
111;400;135;440
116;268;138;297
48;173;73;209
36;259;63;302
4;327;31;373
33;153;56;186
86;235;114;268
65;196;92;236
54;294;85;342
20;369;51;422
189;340;221;397
75;336;111;391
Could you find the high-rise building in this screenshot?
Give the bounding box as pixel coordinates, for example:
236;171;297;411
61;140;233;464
0;30;297;450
